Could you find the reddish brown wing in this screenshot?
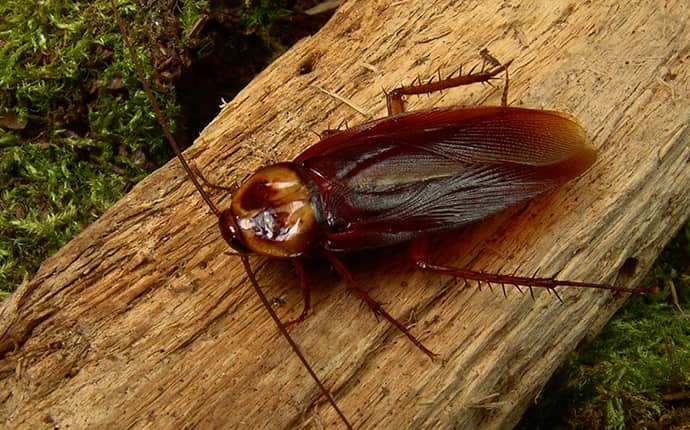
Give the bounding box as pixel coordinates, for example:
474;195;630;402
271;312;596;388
296;107;596;252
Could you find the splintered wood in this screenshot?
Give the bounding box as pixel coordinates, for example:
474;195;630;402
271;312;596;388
1;1;689;429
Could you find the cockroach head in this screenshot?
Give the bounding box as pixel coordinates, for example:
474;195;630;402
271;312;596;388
218;163;319;258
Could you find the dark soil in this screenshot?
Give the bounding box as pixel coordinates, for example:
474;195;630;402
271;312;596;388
146;0;335;149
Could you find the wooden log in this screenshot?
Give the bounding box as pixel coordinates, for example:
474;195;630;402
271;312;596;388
2;0;689;428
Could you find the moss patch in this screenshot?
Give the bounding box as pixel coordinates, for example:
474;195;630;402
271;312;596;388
0;0;331;295
518;220;690;429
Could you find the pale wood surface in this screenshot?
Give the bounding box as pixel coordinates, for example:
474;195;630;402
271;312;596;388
2;1;689;429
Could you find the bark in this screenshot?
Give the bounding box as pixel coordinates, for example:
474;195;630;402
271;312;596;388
2;1;689;429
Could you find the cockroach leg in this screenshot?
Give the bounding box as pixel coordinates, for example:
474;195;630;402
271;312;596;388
410;238;655;295
284;259;312;327
445;64;462;80
113;4;351;427
322;250;437;360
501;65;509;107
385;59;513;115
312;128;341;143
239;256;352;429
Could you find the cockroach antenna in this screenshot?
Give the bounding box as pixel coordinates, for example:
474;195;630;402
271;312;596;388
111;3;353;428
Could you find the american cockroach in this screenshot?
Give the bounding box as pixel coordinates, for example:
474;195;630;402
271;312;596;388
114;6;652;429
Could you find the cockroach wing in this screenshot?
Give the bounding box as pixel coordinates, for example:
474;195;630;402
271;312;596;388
296;107;596;252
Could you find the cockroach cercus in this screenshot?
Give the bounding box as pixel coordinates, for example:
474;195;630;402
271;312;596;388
115;7;652;429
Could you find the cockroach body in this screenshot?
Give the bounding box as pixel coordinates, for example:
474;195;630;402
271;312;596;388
114;6;650;428
222;106;595;258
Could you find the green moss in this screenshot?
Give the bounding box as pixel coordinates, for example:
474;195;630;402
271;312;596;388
239;0;291;30
0;0;191;292
518;220;690;429
0;0;317;294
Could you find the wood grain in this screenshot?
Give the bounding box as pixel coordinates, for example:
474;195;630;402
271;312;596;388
2;1;689;428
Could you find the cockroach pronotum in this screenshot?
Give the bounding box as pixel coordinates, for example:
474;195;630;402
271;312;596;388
114;6;652;429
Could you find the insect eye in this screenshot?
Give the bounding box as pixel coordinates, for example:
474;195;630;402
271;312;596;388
219;209;251;255
228;237;251;255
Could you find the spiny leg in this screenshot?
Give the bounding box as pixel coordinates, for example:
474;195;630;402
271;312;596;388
409;238;655;295
322;250;437;360
386;58;513;115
